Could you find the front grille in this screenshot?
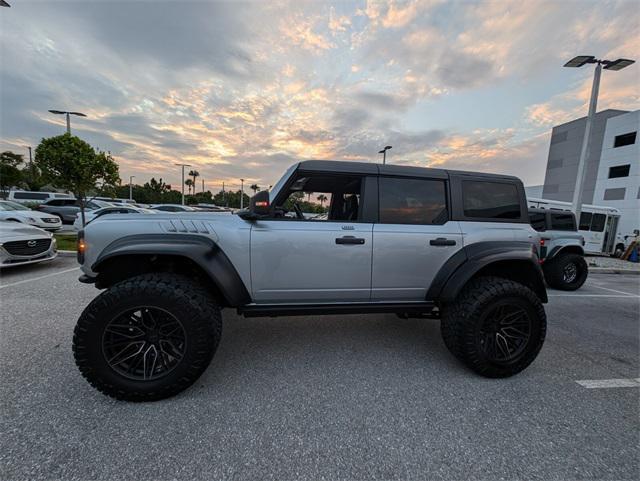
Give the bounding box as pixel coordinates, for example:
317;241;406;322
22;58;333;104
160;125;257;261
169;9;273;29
42;218;59;224
3;238;52;256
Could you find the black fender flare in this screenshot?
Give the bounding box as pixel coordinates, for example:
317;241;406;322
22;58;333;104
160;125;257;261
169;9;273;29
426;241;548;303
92;233;251;306
547;244;584;260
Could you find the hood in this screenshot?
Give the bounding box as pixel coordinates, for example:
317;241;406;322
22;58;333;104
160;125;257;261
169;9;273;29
2;209;59;221
0;221;52;241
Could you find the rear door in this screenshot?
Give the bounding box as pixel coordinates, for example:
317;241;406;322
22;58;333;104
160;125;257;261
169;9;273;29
371;176;463;301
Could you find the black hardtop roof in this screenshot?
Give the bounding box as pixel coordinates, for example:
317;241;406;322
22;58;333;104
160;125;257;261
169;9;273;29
296;160;521;182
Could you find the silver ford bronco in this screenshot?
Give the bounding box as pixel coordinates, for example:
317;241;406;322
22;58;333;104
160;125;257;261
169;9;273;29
74;161;548;401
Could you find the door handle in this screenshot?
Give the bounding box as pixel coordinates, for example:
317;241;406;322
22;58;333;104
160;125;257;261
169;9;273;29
336;236;365;245
430;238;456;246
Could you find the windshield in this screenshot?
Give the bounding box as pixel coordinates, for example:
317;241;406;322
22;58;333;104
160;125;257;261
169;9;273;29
0;200;30;211
269;163;298;203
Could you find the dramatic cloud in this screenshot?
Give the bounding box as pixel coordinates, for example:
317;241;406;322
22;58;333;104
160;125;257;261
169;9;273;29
1;0;638;190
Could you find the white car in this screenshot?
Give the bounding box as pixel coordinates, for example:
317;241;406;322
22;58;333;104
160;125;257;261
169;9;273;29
72;206;158;230
0;200;62;231
0;221;58;268
150;204;198;212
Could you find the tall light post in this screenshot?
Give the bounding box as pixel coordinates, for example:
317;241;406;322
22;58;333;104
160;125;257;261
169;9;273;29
129;176;135;201
563;55;635;223
240;178;245;210
378;145;392;164
48;110;87;134
175;163;191;205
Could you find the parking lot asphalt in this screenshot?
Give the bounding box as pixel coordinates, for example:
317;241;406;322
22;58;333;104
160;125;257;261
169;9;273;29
1;257;639;481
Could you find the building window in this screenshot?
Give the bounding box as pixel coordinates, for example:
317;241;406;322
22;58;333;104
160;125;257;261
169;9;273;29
613;132;636;148
608;164;631;178
603;188;626;201
462;181;521;219
548;158;563;169
550;131;568;144
544;184;559;194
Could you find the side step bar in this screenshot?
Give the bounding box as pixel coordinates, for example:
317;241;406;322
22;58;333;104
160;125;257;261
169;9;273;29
238;302;438;318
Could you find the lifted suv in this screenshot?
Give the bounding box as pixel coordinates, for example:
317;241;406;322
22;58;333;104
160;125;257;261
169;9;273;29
529;209;588;291
74;161;548;401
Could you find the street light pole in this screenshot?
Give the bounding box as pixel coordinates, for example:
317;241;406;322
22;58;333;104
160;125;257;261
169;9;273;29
129;176;135;201
563;55;635;223
240;179;245;210
48;110;87;134
378;145;392;164
175;163;191;205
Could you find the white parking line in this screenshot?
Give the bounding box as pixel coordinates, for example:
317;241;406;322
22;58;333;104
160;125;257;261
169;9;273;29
548;294;640;298
576;378;640;389
590;284;640;297
0;267;79;289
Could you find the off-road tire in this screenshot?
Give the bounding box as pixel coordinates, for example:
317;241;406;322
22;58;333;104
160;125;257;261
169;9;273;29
543;253;588;291
73;273;222;401
441;276;546;378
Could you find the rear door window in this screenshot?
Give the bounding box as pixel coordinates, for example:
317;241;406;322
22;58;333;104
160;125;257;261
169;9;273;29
462;181;521;219
379;177;447;225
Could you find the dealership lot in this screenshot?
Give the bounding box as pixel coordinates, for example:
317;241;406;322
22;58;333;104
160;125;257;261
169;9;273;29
1;257;638;481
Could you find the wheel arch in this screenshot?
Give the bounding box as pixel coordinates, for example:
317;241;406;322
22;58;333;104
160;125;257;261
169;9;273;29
547;244;584;259
427;241;548;303
91;234;251;307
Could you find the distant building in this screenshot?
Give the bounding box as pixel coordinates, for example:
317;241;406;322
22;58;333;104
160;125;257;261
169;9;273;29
540;109;639;237
524;185;543;198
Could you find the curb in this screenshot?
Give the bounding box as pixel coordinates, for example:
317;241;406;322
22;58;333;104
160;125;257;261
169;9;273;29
57;250;77;257
589;267;640;275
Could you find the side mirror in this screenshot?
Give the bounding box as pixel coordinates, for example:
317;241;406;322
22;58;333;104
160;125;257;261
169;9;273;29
239;190;270;220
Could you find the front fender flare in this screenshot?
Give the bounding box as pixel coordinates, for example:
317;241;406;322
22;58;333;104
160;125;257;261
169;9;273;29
92;233;251;306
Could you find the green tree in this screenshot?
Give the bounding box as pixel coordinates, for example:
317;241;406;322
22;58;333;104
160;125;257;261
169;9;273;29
212;189;249;209
306;191;314;202
188;170;200;193
0;151;24;196
250;183;260;194
34;133;120;226
317;194;328;207
185;178;194;195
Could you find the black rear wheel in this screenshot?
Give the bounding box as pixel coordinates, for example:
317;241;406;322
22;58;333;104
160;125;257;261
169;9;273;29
543;253;588;291
73;273;222;401
441;276;546;378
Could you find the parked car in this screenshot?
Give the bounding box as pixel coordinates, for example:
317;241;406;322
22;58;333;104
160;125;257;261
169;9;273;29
36;198;114;223
74;160;548;401
72;206;157;230
529;209;588;290
0;220;57;268
7;190;74;205
193;203;232;212
150;204;198;212
0;200;62;231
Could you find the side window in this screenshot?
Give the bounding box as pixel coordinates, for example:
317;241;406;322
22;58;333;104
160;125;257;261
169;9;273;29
590;213;606;232
47;199;63;206
13;192;49;200
274;174;362;221
550;213;576;231
462;181;521;219
578;212;592;231
379;177;447;225
529;212;547;232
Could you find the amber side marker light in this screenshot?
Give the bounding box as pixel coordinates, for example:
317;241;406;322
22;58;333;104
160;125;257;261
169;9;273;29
77;231;86;263
254;201;269;207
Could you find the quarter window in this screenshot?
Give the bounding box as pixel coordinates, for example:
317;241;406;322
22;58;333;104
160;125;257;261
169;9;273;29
550;213;576;231
608;164;630;178
529;212;546;232
462;181;521;219
379;178;447;225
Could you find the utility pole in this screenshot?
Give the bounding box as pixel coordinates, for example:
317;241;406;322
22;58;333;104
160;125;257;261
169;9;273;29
48;110;86;134
202;178;204;193
240;178;245;210
378;145;392;164
129;176;135;201
175;163;191;205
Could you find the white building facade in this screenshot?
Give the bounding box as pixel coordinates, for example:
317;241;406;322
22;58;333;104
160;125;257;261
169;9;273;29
592;110;639;239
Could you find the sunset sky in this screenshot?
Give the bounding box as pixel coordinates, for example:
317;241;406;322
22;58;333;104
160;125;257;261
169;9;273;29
1;0;638;192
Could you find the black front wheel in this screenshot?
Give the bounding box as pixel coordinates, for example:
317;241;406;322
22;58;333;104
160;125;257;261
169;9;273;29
73;273;222;401
441;276;546;378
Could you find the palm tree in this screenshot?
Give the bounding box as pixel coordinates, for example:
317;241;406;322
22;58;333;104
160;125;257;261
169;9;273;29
306;191;314;201
250;184;260;194
317;194;328;207
185;178;194;195
188;170;200;192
